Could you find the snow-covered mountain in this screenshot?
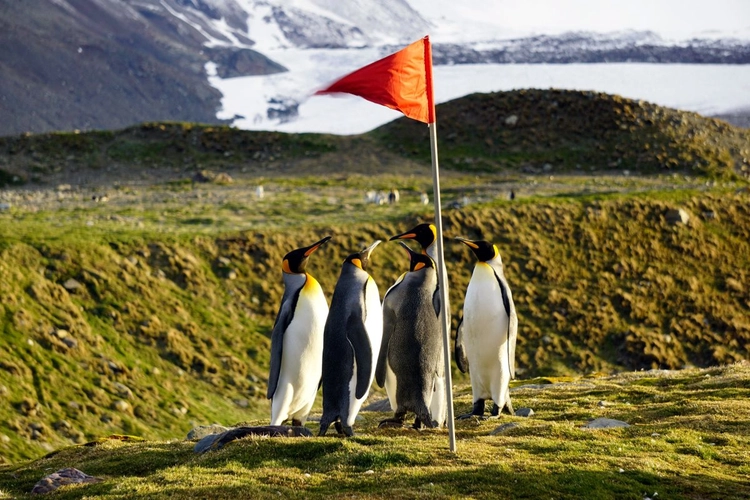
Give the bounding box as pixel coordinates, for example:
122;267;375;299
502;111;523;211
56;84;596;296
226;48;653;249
1;0;748;137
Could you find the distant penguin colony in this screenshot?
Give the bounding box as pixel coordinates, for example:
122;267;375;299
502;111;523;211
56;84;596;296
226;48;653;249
266;225;519;435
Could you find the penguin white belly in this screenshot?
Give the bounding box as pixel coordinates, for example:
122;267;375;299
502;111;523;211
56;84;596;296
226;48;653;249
463;263;510;401
345;279;383;426
272;281;328;424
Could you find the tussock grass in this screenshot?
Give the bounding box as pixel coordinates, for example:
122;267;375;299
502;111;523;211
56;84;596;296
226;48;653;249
0;364;748;499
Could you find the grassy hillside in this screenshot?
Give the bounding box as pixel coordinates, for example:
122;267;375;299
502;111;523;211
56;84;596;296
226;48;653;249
0;363;748;499
374;89;750;178
1;90;749;189
1;185;749;464
0;89;748;472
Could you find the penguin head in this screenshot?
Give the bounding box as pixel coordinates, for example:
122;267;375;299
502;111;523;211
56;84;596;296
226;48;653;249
344;240;381;272
455;237;499;263
390;223;436;253
282;236;331;274
397;241;435;272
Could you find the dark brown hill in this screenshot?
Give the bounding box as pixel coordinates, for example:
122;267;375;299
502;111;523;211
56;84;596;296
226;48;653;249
0;0;284;137
374;89;750;178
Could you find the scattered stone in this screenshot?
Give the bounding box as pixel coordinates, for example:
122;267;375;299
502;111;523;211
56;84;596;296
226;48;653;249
233;398;249;408
511;384;551;391
194;426;312;453
598;400;611;407
514;408;535;417
0;385;9;397
665;208;690;225
113;400;130;412
504;115;518;126
227;270;238;280
725;278;744;293
187;424;230;441
0;434;10;444
62;278;83;292
31;468;103;495
490;422;519;435
217;257;231;267
362;398;392;412
583;417;630;429
61;337;78;349
0;202;10;211
114;383;133;399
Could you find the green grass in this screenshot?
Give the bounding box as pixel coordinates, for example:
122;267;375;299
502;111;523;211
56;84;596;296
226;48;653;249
0;363;748;499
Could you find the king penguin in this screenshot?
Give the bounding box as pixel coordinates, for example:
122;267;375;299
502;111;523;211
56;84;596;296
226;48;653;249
389;223;448;425
267;236;331;427
376;241;445;429
319;241;383;437
454;237;518;418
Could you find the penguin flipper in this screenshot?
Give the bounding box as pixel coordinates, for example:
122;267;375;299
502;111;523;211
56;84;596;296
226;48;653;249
493;269;518;379
508;299;518;379
432;284;441;317
347;313;373;399
266;287;302;399
455;317;469;373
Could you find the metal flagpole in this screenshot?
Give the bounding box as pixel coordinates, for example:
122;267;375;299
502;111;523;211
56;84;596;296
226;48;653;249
429;122;457;453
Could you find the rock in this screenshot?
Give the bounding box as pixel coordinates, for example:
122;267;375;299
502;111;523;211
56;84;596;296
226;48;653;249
665;208;690;225
61;337;78;349
511;384;552;391
113;400;130;412
583;417;630;429
114;383;133;399
515;408;535;417
31;468;102;495
0;434;9;444
217;257;231;267
187;424;230;441
227;270;238;280
490;422;519;435
194;426;313;454
0;202;10;211
233;398;249;408
214;173;233;184
725;278;744;293
504;115;518;126
62;278;83;292
192;170;215;183
361;398;392;412
0;385;8;397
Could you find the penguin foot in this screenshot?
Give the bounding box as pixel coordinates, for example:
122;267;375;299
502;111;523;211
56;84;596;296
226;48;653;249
490;403;500;417
334;421;343;435
292;419;303;427
378;418;405;429
341;425;354;437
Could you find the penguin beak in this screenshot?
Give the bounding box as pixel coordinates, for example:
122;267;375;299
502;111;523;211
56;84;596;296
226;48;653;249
303;236;332;257
396;240;416;257
454;237;479;250
356;240;381;271
389;230;416;241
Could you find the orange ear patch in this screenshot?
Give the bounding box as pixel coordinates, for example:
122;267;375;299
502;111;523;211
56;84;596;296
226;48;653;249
282;259;292;274
414;262;426;271
351;258;363;269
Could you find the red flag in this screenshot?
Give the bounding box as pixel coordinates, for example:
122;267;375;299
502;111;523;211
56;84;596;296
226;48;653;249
315;36;435;124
